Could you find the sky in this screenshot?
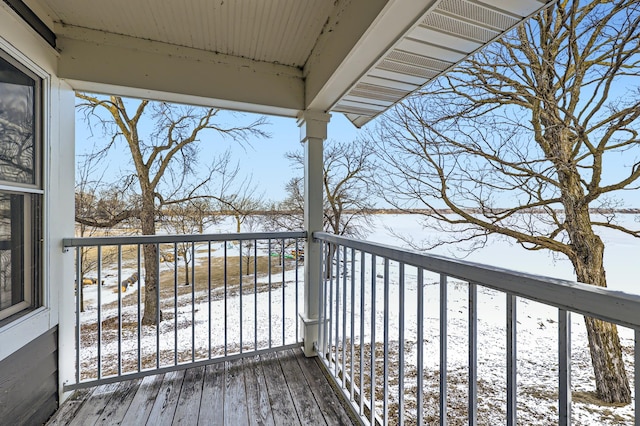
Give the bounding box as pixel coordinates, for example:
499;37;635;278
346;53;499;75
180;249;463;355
75;105;368;204
210;112;368;203
75;97;640;208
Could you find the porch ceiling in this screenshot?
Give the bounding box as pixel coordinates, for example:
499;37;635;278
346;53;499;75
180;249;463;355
25;0;550;126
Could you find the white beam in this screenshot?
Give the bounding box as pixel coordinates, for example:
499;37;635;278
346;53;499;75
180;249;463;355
56;26;304;116
304;0;435;113
297;110;330;357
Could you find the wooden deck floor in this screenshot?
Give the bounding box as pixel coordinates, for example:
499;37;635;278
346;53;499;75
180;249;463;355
47;349;357;426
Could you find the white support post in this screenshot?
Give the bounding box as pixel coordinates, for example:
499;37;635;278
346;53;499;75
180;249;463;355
57;82;77;403
297;110;330;357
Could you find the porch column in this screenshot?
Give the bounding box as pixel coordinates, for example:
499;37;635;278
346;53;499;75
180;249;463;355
297;110;330;357
58;83;78;402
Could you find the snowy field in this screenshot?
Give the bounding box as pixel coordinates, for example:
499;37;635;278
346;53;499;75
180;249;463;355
366;214;640;295
359;214;639;425
77;213;639;425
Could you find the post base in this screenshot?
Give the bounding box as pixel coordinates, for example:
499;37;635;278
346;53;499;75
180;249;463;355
299;314;322;357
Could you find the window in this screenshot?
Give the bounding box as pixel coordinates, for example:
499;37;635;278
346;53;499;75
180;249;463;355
0;48;42;322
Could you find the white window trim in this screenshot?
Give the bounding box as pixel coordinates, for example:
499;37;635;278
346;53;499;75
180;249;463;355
0;307;50;360
0;25;53;360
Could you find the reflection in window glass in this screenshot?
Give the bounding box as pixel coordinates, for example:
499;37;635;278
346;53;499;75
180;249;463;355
0;194;20;310
0;193;41;316
0;55;36;185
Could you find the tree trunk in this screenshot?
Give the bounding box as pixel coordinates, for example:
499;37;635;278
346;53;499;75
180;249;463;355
183;255;190;285
141;197;162;325
542;117;632;404
571;240;631;403
324;243;336;279
80;278;84;313
245;248;251;275
582;317;630;403
563;197;631;403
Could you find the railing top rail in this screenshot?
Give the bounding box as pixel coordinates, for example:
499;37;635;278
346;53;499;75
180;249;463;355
63;230;306;247
314;231;640;329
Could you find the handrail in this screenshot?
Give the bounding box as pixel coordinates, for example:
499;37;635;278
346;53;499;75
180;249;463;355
67;231;305;391
314;231;639;426
314;231;640;329
64;230;307;247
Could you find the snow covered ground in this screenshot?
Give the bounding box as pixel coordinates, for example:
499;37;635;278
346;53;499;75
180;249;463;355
365;213;640;295
77;213;639;425
356;213;639;425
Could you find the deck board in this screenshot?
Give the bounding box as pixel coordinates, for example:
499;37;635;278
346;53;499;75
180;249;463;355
46;348;356;426
277;349;327;425
68;382;119;425
120;373;165;425
261;351;301;425
242;355;275;426
198;363;225;425
172;366;205;425
223;358;249;425
94;378;140;425
147;370;186;426
46;388;93;426
297;355;357;425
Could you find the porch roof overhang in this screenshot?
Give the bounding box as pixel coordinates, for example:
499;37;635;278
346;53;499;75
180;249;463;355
24;0;550;127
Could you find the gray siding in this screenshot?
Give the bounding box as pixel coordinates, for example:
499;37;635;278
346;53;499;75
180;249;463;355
0;326;58;425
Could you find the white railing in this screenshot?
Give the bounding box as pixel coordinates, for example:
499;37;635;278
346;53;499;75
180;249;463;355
63;231;305;390
314;231;640;426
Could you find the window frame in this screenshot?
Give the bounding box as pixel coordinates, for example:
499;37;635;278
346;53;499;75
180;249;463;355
0;45;44;323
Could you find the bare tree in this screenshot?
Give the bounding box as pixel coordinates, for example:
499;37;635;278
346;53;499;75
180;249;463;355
275;139;375;237
0;81;35;183
370;0;639;403
216;175;264;233
264;178;305;232
76;94;268;325
161;199;216;286
239;215;263;275
263;202;302;266
277;139;376;278
74;156;126;311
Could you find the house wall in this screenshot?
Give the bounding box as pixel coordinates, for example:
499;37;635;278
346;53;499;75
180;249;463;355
0;327;58;424
0;1;76;421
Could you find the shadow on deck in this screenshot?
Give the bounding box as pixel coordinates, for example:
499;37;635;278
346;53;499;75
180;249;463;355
47;348;357;425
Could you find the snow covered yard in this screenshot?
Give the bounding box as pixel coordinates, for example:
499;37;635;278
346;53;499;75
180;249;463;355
356;213;639;425
327;279;635;425
75;214;639;425
78;237;304;379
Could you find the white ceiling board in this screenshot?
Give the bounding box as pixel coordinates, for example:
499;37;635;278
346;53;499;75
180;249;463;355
368;68;430;87
350;84;408;103
377;59;440;79
333;103;386;116
421;12;499;43
38;0;334;68
397;39;468;62
360;75;422;92
409;26;484;52
436;0;519;31
335;0;553;127
339;96;395;109
16;0;553;126
479;0;550;17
